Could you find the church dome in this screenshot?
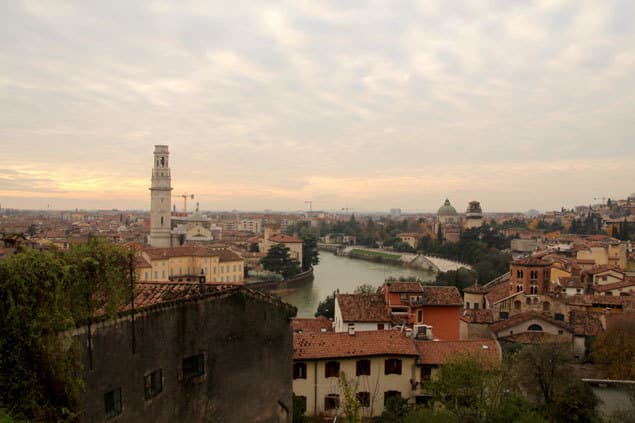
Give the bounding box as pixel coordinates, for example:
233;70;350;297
438;199;458;216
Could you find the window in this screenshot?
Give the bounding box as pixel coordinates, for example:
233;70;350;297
357;392;370;407
162;270;165;279
356;359;371;376
400;293;408;301
293;362;307;379
104;388;122;419
499;311;509;320
378;323;384;330
526;298;531;305
554;313;565;321
542;302;551;312
514;300;522;310
528;324;543;331
474;303;479;310
465;302;470;309
154;271;158;279
384;359;402;375
420;365;433;381
182;354;205;379
558;330;563;335
221;266;224;273
324;394;340;410
144;369;163;400
325;361;340;378
384;390;401;406
417;310;423;322
144;271;148;280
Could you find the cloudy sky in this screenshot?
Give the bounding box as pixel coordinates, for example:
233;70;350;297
1;0;634;213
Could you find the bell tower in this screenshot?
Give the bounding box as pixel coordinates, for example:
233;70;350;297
149;145;173;247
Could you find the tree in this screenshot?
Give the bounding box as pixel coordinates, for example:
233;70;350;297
300;234;319;271
511;343;599;422
353;284;376;294
338;372;361;423
315;290;337;319
260;244;300;279
0;237;132;420
590;318;635;379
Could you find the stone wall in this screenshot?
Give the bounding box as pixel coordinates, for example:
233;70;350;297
75;289;295;422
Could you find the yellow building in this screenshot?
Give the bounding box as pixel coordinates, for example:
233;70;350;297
293;330;418;418
397;233;419;249
137;246;244;284
576;242;627;269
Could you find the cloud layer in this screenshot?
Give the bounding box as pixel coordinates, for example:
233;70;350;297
2;0;634;211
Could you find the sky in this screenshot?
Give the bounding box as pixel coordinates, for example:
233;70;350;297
1;0;634;213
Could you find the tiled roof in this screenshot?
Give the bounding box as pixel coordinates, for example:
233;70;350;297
293;330;418;360
143;246;219;259
489;311;571;333
460;309;494;324
559;277;585;289
415;339;500;365
485;282;512;305
292;317;333;334
135;256;152;268
419;286;462;306
218;249;242;262
569;310;603;336
463;285;488;294
269;234;303;243
513;257;551;267
565;295;635;308
387;281;423;293
337;294;392;323
583;265;624;275
593;280;635;293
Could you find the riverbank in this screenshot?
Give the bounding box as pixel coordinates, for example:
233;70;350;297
320;244;471;273
246;266;314;291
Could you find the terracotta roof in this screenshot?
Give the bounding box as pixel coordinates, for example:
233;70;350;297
415;339;500;365
569;310;603;336
489;312;572;333
566;295;635;308
269;234;303;243
513;257;551;267
293;330;418;360
418;286;462;306
559;277;585;289
387;281;423;293
463;285;488;294
292;317;333;334
134;256;152;269
593;280;635;293
583;265;624;275
218;249;242;262
485;282;512;305
143;246;220;259
461;309;494;324
336;294;392;323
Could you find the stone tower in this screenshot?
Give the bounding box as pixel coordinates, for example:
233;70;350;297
149;145;172;247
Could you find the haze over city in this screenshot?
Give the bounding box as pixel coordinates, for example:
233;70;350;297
2;1;634;212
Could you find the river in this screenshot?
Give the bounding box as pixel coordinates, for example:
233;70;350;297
277;251;436;317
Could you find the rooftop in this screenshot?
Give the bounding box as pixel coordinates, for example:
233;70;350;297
336;294;392;323
293;330;418;360
415;339;500;365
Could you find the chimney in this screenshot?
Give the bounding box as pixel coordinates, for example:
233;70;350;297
347;325;355;336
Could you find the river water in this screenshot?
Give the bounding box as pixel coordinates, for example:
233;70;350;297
277;251;436;317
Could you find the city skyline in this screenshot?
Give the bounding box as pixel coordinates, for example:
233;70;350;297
2;1;635;212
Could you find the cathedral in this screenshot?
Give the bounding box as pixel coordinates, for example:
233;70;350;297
148;145;218;247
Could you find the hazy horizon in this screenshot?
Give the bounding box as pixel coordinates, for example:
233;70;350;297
2;1;634;212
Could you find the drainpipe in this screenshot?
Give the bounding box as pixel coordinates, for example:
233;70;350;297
314;361;318;416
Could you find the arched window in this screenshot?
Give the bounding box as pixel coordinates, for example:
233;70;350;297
528;324;543;331
514;300;522;310
542;302;551;312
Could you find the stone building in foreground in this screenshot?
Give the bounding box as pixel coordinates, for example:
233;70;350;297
71;282;296;422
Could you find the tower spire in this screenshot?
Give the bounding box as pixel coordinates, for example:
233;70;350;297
149;145;173;247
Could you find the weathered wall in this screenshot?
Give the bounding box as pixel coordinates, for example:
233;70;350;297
76;290;294;423
421;307;460;340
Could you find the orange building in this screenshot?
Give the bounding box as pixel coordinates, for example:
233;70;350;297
508;257;552;296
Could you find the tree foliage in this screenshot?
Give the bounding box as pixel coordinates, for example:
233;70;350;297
314;290;337;319
590;319;635;379
300;234;319;271
0;236;132;420
260;244;300;278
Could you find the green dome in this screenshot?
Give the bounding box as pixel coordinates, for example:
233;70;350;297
438;199;457;216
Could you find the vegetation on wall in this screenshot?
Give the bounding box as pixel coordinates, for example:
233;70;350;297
0;236;132;420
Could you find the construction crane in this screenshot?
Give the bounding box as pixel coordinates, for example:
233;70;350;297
179;193;195;213
304;201;313;212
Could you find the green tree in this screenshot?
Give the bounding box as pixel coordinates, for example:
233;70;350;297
315;290;337;319
300;234;319;271
338;372;361;423
0;237;132;420
353;284;376;294
260;244;300;279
